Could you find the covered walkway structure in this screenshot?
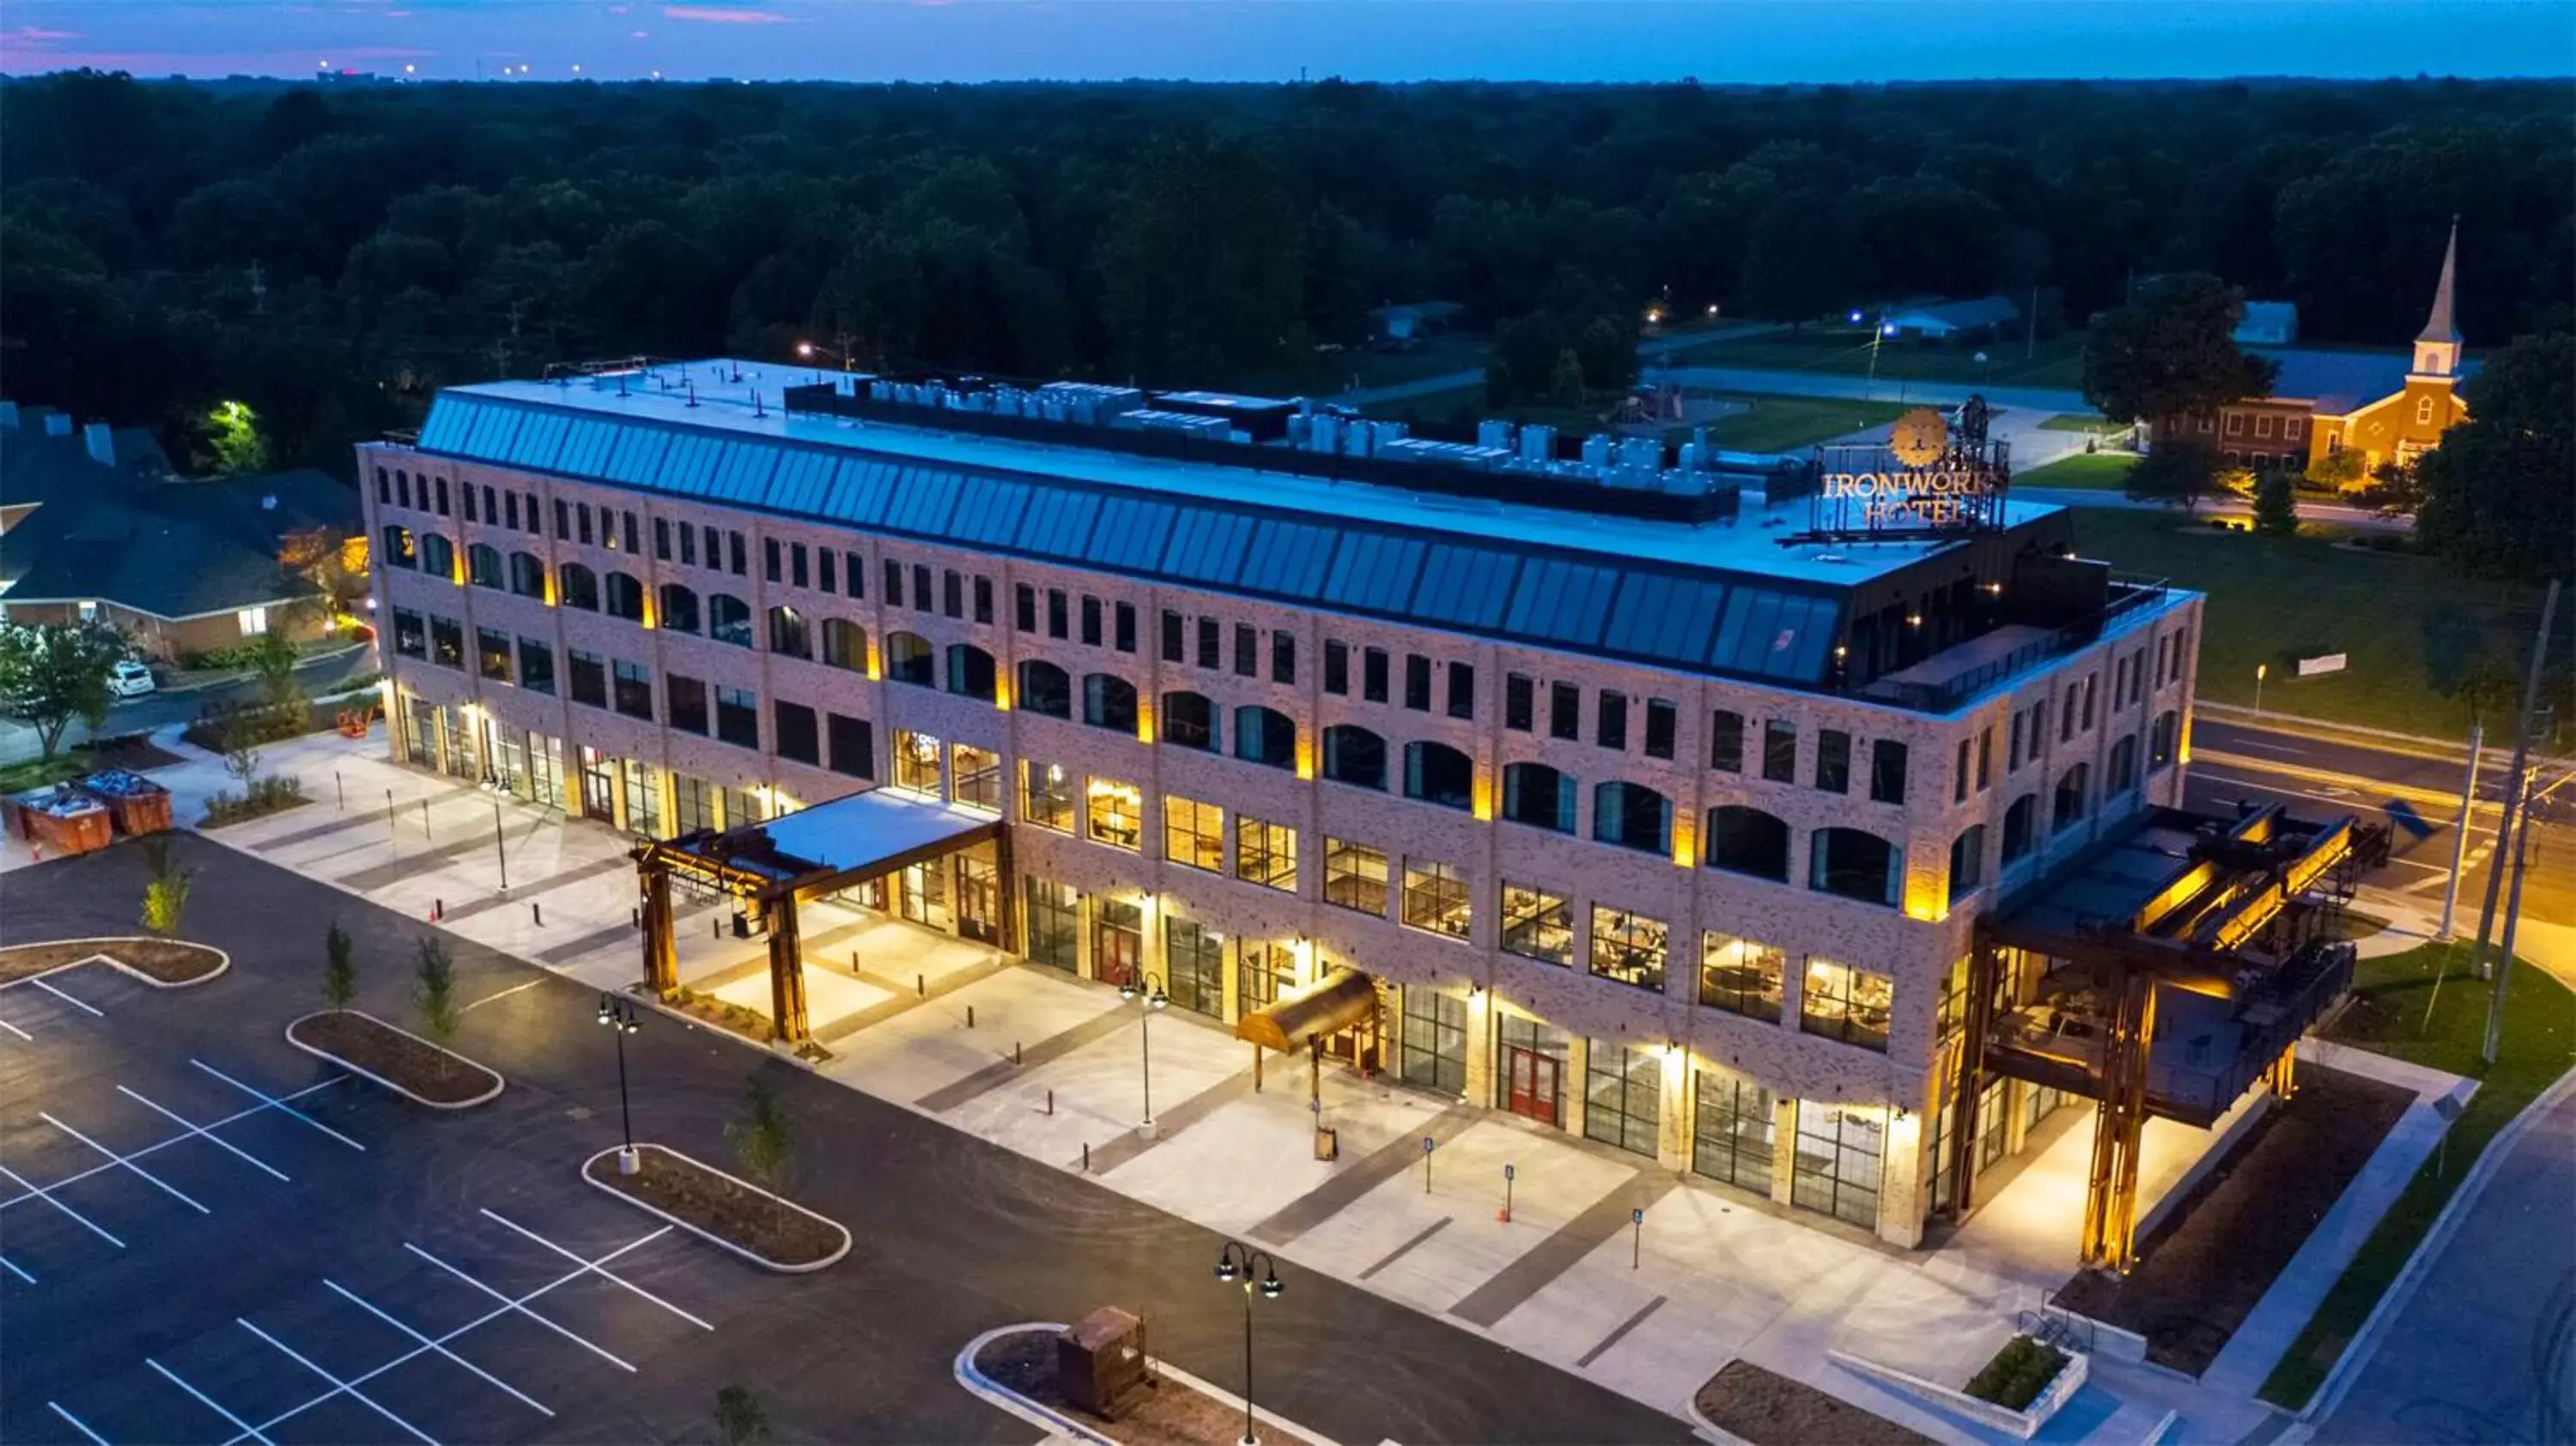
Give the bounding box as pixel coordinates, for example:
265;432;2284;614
633;788;1006;1048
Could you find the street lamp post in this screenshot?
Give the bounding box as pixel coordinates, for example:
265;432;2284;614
597;993;641;1173
1213;1241;1284;1446
2255;663;2269;715
1119;970;1170;1136
794;337;858;373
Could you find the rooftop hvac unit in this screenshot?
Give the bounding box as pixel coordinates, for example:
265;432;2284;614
1580;434;1612;468
1520;424;1556;463
1304;414;1340;453
1677;442;1703;472
1617;436;1662;471
1477;419;1515;451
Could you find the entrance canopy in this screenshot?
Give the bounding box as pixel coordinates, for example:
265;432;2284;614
1236;967;1376;1052
635;787;1001;903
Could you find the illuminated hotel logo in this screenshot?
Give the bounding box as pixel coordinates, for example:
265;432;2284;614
1796;404;2008;541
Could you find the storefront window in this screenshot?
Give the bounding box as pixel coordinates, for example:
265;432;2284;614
1501;883;1571;966
1698;933;1783;1021
1238;939;1298;1016
953;744;1001;813
720;784;762;830
1792;1103;1886;1228
1025;878;1081;972
1086;778;1142;850
1401;857;1471;939
1584;1039;1662;1157
1023;761;1075;832
1692;1066;1775;1192
622;760;662;838
1934;955;1971;1042
1589;907;1668;993
1801;958;1893;1052
893;730;945;798
1164;795;1224;872
1091;897;1143;988
673;773;714;835
1164;917;1224;1018
1400;987;1467;1096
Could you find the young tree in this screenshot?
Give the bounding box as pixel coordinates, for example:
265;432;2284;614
246;626;304;715
2303;447;2366;494
324;920;356;1011
223;736;264;791
2124;440;2221;516
139;838;193;938
727;1071;794;1230
414;937;458;1041
201;399;272;476
2251;471;2300;536
1548;347;1587;406
2416;333;2575;585
714;1385;769;1446
0;621;130;759
2081;274;2276;431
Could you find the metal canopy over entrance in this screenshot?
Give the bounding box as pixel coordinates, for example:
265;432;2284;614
1235;966;1384;1109
1950;801;2385;1273
631;789;1007;1048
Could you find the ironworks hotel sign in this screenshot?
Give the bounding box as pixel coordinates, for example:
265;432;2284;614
1798;405;2009;542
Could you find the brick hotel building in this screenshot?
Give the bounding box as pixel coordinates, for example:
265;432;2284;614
361;363;2207;1250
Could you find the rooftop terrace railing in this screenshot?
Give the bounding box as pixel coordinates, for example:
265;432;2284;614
1865;574;2173;714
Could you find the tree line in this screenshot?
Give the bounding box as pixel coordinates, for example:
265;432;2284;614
3;71;2569;475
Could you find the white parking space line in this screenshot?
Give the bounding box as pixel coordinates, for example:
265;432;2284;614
39;1114;210;1215
322;1279;554;1418
236;1317;441;1446
190;1060;368;1151
0;1013;33;1042
47;1401;109;1445
2;1252;36;1285
477;1208;715;1331
461;978;545;1013
147;1358;274;1446
29;976;105;1017
0;1160;126;1249
0;1079;340;1212
115;1087;292;1182
402;1242;639;1372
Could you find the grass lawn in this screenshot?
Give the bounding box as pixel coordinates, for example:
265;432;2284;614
1666;327;2089;389
2038;413;2120;433
2068;510;2548;739
2014;453;2138;491
0;750;99;795
2259;941;2576;1407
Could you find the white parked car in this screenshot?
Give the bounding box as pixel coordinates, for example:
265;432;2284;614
106;659;157;699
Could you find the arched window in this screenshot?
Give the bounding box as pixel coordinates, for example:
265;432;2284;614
2001;794;2038;863
766;605;810;658
658;582;700;633
2106;735;2139;797
2149;710;2179;770
1948;824;1988;904
419;532;457;580
1321;725;1387;791
708;592;752;647
1083;673;1138;732
884;631;934;686
1403;741;1474;811
820;617;866;671
1501;762;1577;834
510;551;546;598
380;525;416;569
945;643;996;702
1810;828;1902;908
1593;781;1674;855
1016;659;1071;717
606;571;647;623
1160;690;1218;751
2054;762;2091;833
467;543;503;588
1235;706;1296;769
1705;805;1790;882
557;561;598;611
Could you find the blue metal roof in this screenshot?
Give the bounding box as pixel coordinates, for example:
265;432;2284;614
408;386;1875;684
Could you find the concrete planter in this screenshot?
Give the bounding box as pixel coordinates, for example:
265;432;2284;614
1829;1343;2090;1441
580;1144;852;1273
285;1009;505;1109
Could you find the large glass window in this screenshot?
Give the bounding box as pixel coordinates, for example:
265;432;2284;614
2001;794;2038;864
1023;761;1075;832
1501;883;1572;966
715;686;758;749
392;608;425;658
1698;933;1783;1022
1235;706;1296;770
1161;690;1217;750
1025;879;1081;972
1400;858;1471;940
567;648;605;707
607;572;647;623
1792;1103;1886;1228
468;544;503;589
1091;897;1144;989
1400;988;1467;1096
1692;1066;1776;1192
1323;837;1388;915
1501;762;1576;834
893;730;945;796
1084;673;1138;733
476;628;512;684
1321;725;1387;791
557;561;598;611
1017;659;1072;718
420;533;458;580
1800;958;1893;1052
1238;939;1298;1016
659;582;701;632
1808;828;1902;908
1236;817;1297;891
2054;762;2092;832
1761;720;1798;782
1403;741;1473;811
953;744;1001;812
709;592;754;647
1584;1040;1662;1158
672;773;714;835
1870;740;1909;804
946;643;996;702
516;638;554;695
430;617;466;670
1593;781;1673;854
884;630;933;685
1949;825;1988;903
1086;777;1142;850
1589;907;1668;992
820;617;865;671
1710;709;1744;772
2150;709;2179;770
827;714;873;779
1164;918;1225;1018
612;660;653;720
666;674;710;735
622;760;662;838
1163;795;1224;872
1815;729;1850;793
1706;805;1791;881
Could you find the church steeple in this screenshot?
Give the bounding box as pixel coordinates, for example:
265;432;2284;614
2412;219;2461;379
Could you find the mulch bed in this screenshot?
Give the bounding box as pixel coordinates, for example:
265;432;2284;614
586;1145;843;1267
1694;1359;1933;1446
89;734;187;772
0;937;223;985
976;1328;1255;1446
290;1009;501;1104
2051;1063;2413;1374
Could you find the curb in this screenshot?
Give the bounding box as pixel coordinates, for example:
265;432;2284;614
955;1324;1119;1444
580;1143;851;1273
0;937;230;990
285;1009;505;1109
2292;1063;2576;1422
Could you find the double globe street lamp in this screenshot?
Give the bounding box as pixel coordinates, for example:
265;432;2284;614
1213;1241;1285;1446
1118;969;1170;1137
597;993;641;1173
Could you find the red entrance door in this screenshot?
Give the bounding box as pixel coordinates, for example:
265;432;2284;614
1504;1046;1561;1127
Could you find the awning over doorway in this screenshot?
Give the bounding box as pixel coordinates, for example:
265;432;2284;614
1235;967;1376;1052
636;787;1002;902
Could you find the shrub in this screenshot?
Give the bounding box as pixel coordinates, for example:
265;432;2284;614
727;1072;794;1230
715;1385;769;1446
200;774;307;827
414;937;458;1042
139;837;192;937
324;921;356;1010
1965;1335;2069;1410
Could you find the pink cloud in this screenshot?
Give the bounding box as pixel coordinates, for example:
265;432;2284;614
3;25;81;47
662;5;793;23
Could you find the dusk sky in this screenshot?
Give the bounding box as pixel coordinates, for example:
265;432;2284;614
1;1;2568;83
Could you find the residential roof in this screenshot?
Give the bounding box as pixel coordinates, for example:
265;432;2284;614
0;411;171;515
408;361;2077;690
0;467;357;619
2250;347;2482;415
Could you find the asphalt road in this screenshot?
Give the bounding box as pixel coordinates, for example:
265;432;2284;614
0;835;1695;1446
106;647;375;736
2309;1078;2576;1445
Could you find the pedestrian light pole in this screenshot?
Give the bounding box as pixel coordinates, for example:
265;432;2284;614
1213;1241;1285;1446
1119;970;1170;1136
2254;662;2269;715
597;993;641;1173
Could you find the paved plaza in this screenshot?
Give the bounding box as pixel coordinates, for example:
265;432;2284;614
1;725;2485;1444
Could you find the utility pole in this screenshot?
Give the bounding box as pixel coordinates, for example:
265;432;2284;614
2484;782;2541;1066
2437;722;2483;938
2468;577;2560;998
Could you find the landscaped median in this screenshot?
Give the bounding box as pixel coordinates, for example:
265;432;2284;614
582;1144;849;1272
958;1321;1338;1446
287;1009;505;1108
0;936;228;987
